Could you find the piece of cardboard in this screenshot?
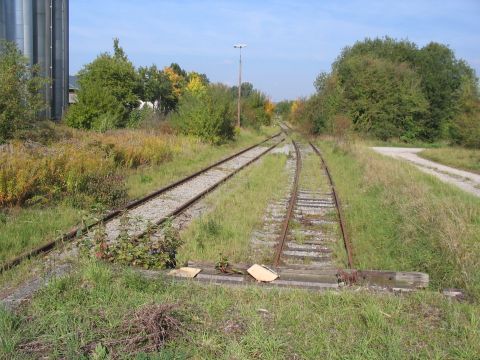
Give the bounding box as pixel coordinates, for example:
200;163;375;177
168;267;202;278
247;264;278;282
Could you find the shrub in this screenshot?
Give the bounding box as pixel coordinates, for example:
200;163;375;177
0;41;47;142
448;77;480;148
94;130;178;168
127;107;150;129
88;218;182;269
242;91;272;129
65;39;139;130
171;85;235;144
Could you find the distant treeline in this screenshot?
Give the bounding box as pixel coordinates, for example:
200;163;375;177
0;39;273;144
65;39;273;144
279;37;480;147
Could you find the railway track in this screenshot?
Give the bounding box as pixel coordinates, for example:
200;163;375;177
185;125;428;291
0;132;284;273
2;126;429;309
272;137;350;270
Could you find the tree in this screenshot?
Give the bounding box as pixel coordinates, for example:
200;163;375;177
185;72;208;95
164;65;187;101
138;65;177;113
242;90;272;128
338;55;428;140
65;39;139;130
0;41;46;142
449;71;480;148
416;43;465;139
231;82;254;99
333;38;477;141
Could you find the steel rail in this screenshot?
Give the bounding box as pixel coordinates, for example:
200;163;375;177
309;142;354;269
127;138;284;245
1;132;283;273
280;122;354;269
273;138;301;266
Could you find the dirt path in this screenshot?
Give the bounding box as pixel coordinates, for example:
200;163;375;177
372;147;480;197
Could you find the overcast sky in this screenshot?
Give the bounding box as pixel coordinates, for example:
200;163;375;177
70;0;480;101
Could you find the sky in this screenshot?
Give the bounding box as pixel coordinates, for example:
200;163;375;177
70;0;480;101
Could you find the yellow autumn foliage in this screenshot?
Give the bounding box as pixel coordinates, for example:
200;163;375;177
264;99;275;117
186;72;207;95
164;66;185;98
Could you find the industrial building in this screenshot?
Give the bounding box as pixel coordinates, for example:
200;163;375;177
0;0;69;120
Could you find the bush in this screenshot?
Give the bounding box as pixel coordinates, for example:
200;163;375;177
94;130;177;168
337;55;429;140
0;41;46;142
448;78;480;148
65;39;139;131
242;91;273;129
171;85;235;144
126;107;155;129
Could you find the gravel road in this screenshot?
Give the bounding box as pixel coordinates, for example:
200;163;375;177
372;147;480;197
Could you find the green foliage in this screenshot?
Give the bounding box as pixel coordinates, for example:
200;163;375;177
231;82;254;98
171;84;235;144
65;39;139;130
274;100;293;116
338;55;428;140
89;218;182;269
0;41;47;143
295;37;480;146
448;72;480;148
138;65;177;114
242;90;272;129
415;43;465;139
126;107;155;129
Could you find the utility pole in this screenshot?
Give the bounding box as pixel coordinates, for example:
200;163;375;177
234;44;246;128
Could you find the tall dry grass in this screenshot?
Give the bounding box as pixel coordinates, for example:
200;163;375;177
0;129;200;207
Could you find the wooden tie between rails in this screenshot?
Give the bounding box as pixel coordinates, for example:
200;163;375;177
160;261;430;292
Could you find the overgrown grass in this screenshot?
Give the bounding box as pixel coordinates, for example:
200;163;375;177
178;152;288;264
317;140;480;299
0;206;81;264
298;151;330;193
1;260;479;359
419;147;480;174
0;126;277;267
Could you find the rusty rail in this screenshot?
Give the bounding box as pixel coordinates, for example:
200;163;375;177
1;132;283;273
309;142;354;269
273;139;301;266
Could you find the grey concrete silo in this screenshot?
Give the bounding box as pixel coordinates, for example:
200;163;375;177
0;0;69;120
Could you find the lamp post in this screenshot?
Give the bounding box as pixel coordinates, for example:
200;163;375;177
234;44;246;128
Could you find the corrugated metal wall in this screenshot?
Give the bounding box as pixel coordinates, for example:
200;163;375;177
0;0;69;120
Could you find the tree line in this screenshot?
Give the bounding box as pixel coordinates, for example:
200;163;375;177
281;37;480;148
65;39;273;144
0;39;274;144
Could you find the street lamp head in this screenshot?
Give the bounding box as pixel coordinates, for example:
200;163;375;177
234;44;247;48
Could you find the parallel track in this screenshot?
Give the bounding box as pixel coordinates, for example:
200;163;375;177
273;139;301;266
275;124;353;269
309;142;354;268
1;132;283;272
185;126;428;291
